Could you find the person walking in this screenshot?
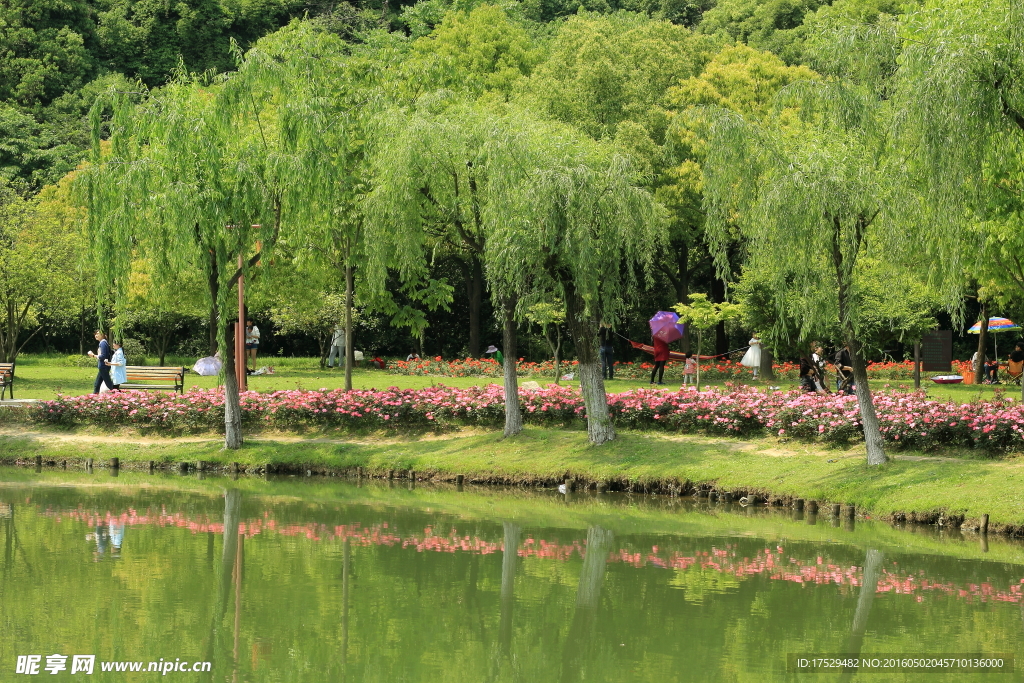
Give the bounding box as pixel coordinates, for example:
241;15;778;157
244;320;260;373
599;322;615;380
649;336;669;385
105;340;127;389
87;330;114;394
327;325;345;368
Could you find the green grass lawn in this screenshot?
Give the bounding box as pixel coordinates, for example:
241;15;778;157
3;425;1024;526
4;353;1013;402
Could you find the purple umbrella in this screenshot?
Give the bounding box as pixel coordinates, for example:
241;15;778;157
649;311;685;343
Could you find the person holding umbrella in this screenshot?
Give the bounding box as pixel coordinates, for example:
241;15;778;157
647;311;685;386
650;336;669;385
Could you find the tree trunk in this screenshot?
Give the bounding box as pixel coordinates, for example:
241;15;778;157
543;325;562;385
711;277;728;356
759;346;776;381
158;331;168;366
559;526;613;683
695;329;703;391
838;548;883;683
564;285;614;445
208;256;220;357
913;341;921;390
502;296;522;438
223;322;243;450
220;488;241;616
553;326;561;386
345;262;354;392
846;335;887;465
675;242;691;353
499;522;521;656
974;301;989;385
466;256;483;358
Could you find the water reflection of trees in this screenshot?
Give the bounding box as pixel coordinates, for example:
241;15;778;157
839;548;883;682
7;491;1024;683
25;499;1024;606
561;527;614;683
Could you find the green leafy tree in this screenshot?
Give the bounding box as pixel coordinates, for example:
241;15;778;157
271;292;351;367
525;300;565;383
400;5;540;102
486;115;666;444
114;258;207;366
893;0;1024;388
364;103;522;435
83;53;292;448
696;0;827;64
0;180;82;363
701;76;908;466
661;45;816;351
672;293;740;390
525;12;712;143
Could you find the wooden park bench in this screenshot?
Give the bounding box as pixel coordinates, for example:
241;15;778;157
119;366;186;394
0;363;14;400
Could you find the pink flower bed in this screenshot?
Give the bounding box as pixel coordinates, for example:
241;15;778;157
28;385;1024;453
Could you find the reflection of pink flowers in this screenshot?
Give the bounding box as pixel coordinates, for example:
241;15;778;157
29;385;1024;453
45;506;1024;604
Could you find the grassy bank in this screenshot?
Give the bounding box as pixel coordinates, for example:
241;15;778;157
2;425;1023;530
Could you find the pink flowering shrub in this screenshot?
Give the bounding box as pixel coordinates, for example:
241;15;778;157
387;357;965;383
27;385;1024;453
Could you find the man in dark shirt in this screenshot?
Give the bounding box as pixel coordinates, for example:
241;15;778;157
833;346;855;395
87;330;114;394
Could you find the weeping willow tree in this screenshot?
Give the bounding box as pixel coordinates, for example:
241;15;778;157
82;56;291;449
364;102;525;437
487;117;665;445
229;23;378;392
701;80;911;466
895;0;1024;390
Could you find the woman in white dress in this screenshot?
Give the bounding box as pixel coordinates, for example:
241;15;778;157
740;336;762;379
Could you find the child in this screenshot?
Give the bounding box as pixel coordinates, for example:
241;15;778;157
683;352;697;386
105;340;127;390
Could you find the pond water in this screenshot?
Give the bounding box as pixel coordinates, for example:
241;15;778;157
1;468;1022;682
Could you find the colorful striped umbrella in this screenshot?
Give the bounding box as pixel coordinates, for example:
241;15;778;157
967;317;1021;333
967;317;1021;359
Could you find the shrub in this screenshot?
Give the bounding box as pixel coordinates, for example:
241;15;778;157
27;384;1024;454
